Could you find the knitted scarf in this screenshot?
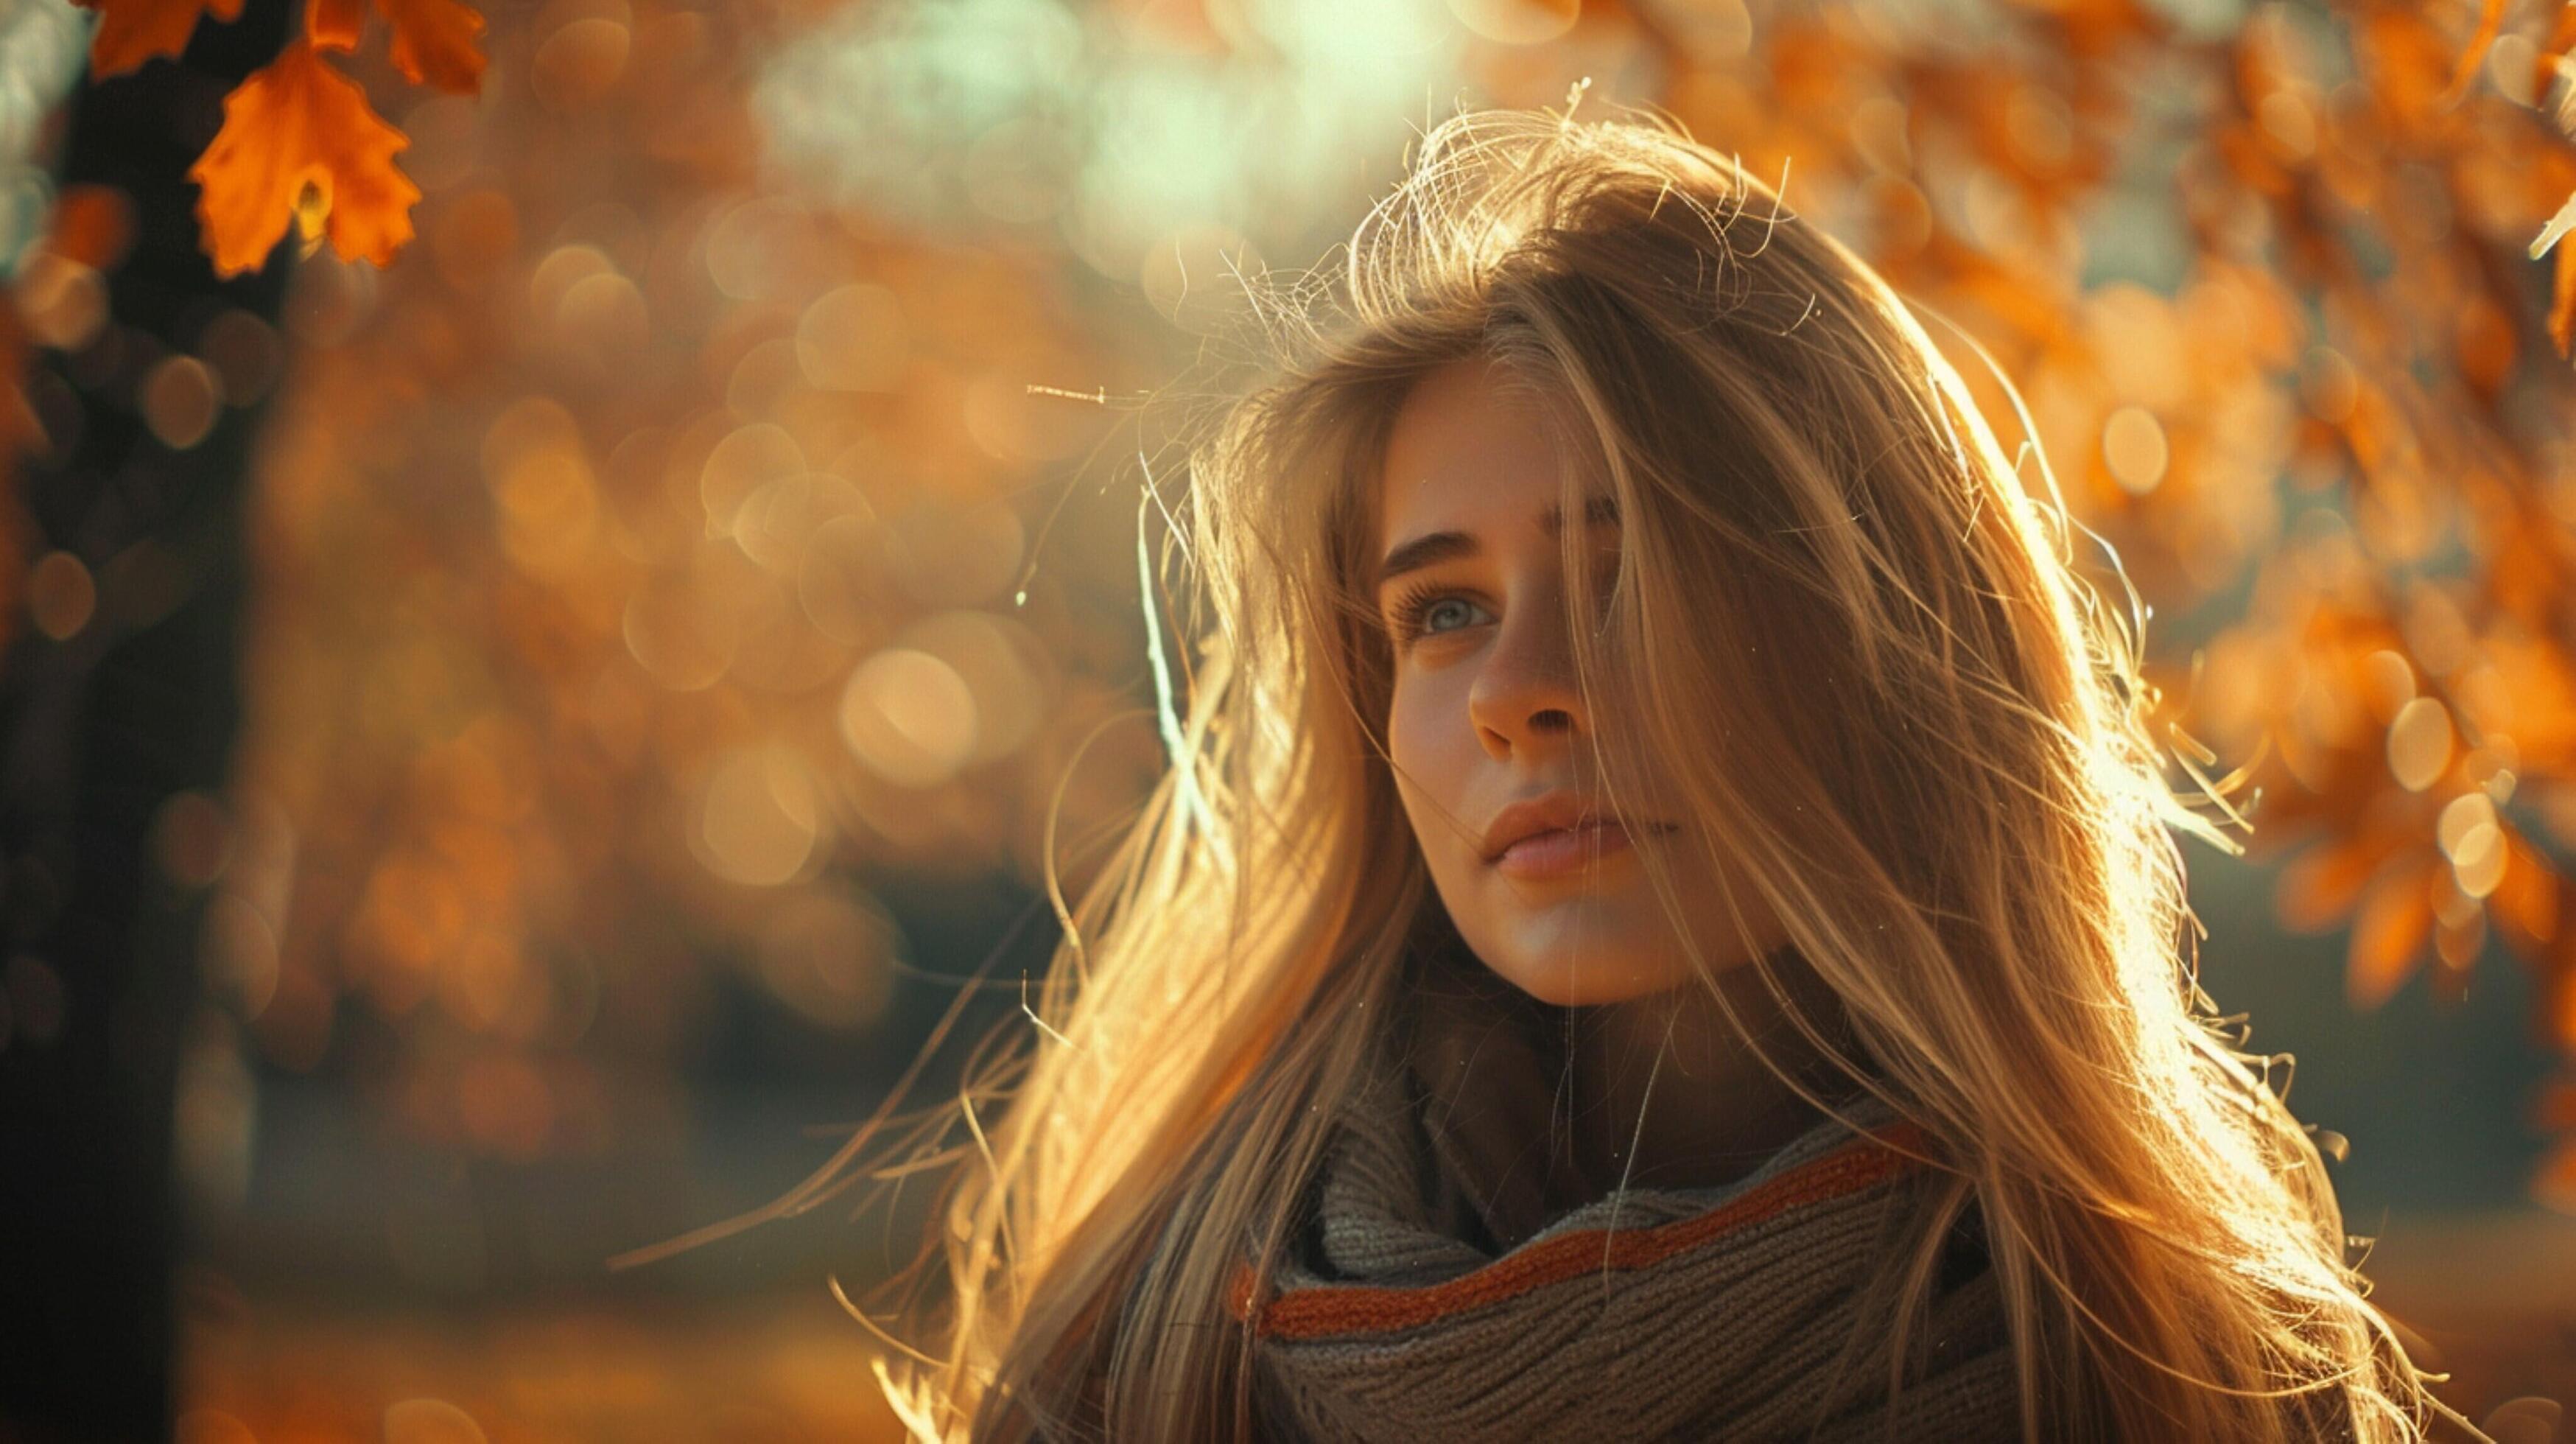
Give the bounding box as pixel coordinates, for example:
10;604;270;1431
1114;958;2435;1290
1224;953;2024;1443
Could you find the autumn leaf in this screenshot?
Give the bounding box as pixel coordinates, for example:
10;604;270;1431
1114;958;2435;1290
2435;0;2508;111
2276;837;2380;933
377;0;487;94
2346;862;2435;1010
186;41;421;278
2491;836;2564;949
2539;1;2576;113
306;0;367;52
304;0;485;91
72;0;245;79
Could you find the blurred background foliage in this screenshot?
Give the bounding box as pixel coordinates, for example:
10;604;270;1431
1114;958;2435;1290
1;0;2574;1437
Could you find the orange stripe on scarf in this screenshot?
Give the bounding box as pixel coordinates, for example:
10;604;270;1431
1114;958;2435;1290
1226;1118;1931;1341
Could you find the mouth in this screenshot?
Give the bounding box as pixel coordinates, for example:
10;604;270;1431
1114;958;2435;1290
1504;825;1638;882
1484;799;1680;882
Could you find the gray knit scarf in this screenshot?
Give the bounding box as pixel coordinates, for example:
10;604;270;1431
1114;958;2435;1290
1226;953;2024;1443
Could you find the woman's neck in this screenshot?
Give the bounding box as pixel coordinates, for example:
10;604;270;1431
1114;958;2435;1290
1562;943;1856;1193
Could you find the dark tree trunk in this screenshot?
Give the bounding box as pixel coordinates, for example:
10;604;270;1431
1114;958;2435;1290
0;2;290;1437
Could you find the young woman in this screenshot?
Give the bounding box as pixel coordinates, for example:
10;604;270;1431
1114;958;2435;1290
871;107;2497;1440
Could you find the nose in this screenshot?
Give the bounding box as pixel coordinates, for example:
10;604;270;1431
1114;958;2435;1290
1467;584;1587;760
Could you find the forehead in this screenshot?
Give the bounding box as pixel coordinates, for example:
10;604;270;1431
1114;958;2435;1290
1375;358;1573;550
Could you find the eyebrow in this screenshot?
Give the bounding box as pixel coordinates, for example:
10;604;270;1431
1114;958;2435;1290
1374;493;1621;593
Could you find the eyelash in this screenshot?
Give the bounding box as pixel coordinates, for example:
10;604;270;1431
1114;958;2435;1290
1386;582;1486;648
1385;561;1626;651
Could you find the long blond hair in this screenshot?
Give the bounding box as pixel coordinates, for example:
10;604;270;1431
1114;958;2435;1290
871;106;2471;1442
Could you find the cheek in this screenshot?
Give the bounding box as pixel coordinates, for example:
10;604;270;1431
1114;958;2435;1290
1385;682;1457;854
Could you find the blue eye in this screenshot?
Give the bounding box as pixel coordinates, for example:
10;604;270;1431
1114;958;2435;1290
1420;597;1475;633
1388;584;1486;647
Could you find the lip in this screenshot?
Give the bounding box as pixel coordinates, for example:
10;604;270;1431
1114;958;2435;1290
1481;791;1677;880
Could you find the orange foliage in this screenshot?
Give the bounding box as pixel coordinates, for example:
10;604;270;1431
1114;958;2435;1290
2276;836;2382;933
375;0;486;92
187;41;420;278
305;0;365;51
71;0;245;78
2347;856;2438;1010
71;0;483;276
308;0;486;92
26;0;2576;1213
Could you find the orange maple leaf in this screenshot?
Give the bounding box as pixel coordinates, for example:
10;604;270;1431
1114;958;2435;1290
306;0;367;52
2345;861;2436;1011
71;0;245;79
376;0;486;93
186;41;421;278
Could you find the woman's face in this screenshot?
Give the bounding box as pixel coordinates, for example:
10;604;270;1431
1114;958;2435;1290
1373;357;1789;1007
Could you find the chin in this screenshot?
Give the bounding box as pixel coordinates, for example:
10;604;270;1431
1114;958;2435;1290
1484;954;1686;1009
1494;970;1690;1006
1443;895;1690;1007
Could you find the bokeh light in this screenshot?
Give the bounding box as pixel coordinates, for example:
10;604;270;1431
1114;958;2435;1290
8;0;2574;1435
